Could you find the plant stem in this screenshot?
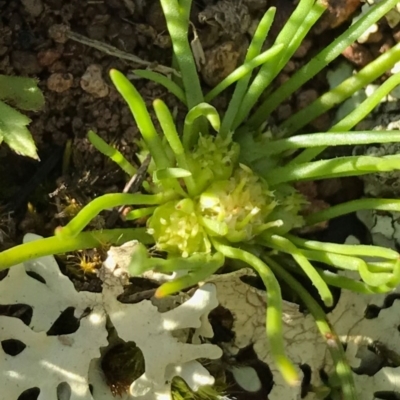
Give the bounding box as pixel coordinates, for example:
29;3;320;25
316;270;379;294
133;70;187;105
247;0;400;129
205;43;284;103
255;130;400;157
287;233;399;260
291;71;400;164
271;244;397;290
212;239;300;386
153;99;197;195
0;228;153;270
306;198;400;225
124;206;157;220
160;0;203;109
274;254;389;293
296;249;367;272
219;7;277;137
261;234;333;306
110;70;171;170
280;43;400;136
263;155;400;185
262;254;358;400
155;252;225;297
87;130;136;176
234;0;324;129
183;103;220;150
56;191;176;238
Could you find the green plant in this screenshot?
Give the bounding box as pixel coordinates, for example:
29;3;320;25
1;0;400;398
0;75;44;159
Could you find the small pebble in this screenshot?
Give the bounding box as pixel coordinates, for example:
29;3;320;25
37;48;61;67
146;1;167;32
360;30;383;44
276;104;292;122
315;0;361;33
47;73;74;92
60;4;74;21
293;38;312;59
310;113;332;132
283;60;296;73
21;0;43;17
48;24;70;44
296;89;318;110
342;42;374;68
80;64;109;98
201;41;244;87
393;27;400;43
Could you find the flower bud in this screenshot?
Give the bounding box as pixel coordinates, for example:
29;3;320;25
147;199;211;257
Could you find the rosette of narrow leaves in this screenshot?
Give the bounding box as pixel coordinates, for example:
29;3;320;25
2;1;400;398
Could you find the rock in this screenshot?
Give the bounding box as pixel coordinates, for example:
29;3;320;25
37;48;61;67
48;24;70;44
201;40;245;87
276;104;292;122
198;0;251;39
21;0;43;17
314;0;361;33
342;42;374;68
296;89;318;111
47;73;74;92
80;64;109;98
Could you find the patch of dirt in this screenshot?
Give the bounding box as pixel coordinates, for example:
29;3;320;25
0;0;183;246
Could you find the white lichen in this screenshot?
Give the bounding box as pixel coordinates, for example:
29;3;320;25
0;236;222;400
103;247;222;399
0;233;107;399
206;269;329;400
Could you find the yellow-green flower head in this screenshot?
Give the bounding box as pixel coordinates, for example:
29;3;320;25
147;198;211;257
266;184;308;234
188;133;240;194
194;133;239;177
199;164;279;242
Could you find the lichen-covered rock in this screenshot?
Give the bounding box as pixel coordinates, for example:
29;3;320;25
206;269;329;400
102;244;223;399
80;64;109;98
0;233;107;399
1;236;222;400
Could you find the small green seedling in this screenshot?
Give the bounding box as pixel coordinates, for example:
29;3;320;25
0;74;44;159
1;1;400;398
